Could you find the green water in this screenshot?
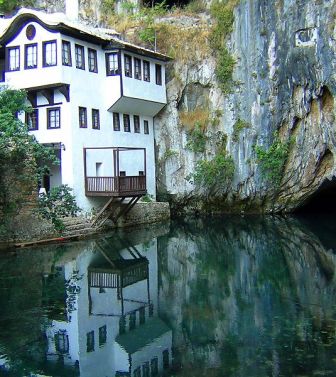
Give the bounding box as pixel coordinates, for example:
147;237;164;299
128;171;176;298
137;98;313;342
0;216;336;376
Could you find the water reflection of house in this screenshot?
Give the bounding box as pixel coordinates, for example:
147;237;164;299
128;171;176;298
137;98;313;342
44;237;172;376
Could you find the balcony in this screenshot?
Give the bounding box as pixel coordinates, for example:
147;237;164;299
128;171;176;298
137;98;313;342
85;176;146;197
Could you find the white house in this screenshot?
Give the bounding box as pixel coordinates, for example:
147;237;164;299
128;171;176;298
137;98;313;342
0;4;169;212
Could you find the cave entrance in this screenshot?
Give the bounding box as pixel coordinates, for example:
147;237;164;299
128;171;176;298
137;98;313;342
295;177;336;214
142;0;192;8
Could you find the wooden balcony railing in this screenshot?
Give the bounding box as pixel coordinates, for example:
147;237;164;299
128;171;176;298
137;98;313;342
85;176;146;196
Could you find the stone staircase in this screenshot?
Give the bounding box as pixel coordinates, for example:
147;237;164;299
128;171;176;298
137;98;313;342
61;216;97;237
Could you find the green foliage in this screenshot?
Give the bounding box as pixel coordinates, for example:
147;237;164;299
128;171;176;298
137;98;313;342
187;151;235;193
37;185;80;232
0;0;34;13
186;123;208;153
101;0;115;14
141;194;154;203
255;133;290;186
162;149;179;160
184;0;206;13
232;118;250;142
209;0;237;94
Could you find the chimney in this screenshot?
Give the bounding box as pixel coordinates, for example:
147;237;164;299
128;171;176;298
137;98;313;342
65;0;79;21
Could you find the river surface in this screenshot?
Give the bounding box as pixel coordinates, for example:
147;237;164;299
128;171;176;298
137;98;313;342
0;215;336;377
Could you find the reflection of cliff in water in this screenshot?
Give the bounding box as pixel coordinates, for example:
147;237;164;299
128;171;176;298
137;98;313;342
158;216;336;377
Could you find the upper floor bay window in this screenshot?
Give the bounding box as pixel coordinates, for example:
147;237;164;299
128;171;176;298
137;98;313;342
144;120;149;134
134;115;140;133
155;64;162;85
123;114;130;132
79;106;87;128
124;54;132;78
24;44;37;69
143;60;150;82
134;57;141;80
7;46;20;71
75;44;85;70
92;109;100;129
62;40;72;66
113;112;120;131
106;52;119;75
88;48;98;73
43;40;57;67
25;109;38;130
47;107;61;129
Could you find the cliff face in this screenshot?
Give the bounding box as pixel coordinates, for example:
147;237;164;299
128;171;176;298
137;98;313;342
155;0;336;214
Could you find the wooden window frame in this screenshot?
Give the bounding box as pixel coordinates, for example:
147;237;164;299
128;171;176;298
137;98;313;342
143;60;150;82
92;108;100;129
47;107;61;129
75;44;85;70
134;115;140;133
113;112;120;131
6;46;20;71
105;52;119;76
134;57;141;80
25;108;38;131
24;43;37;69
151;358;158;377
124;54;132;78
123;114;130;132
62;40;72;66
42;40;57;67
88;48;98;73
79;106;87;128
155;64;162;85
86;331;94;353
98;325;107;346
144;120;149;134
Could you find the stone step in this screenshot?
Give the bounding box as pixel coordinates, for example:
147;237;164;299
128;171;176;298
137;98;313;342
64;223;92;231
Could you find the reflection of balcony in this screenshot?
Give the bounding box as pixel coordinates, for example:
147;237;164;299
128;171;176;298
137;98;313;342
85;176;146;197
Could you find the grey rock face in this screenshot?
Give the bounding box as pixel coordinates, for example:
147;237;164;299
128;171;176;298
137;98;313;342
155;0;336;214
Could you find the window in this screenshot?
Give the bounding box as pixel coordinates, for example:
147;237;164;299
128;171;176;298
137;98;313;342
155;64;162;85
139;171;144;176
43;40;57;67
113;112;120;131
139;306;145;324
75;44;85;69
24;44;37;69
106;52;119;75
134;115;140;133
144;120;149;134
129;311;136;330
55;331;69;354
86;331;94;352
26;24;36;40
7;46;20;71
79;107;87;128
26;109;38;130
151;358;158;377
134;57;141;80
123;114;130;132
62;40;72;66
143;60;150;82
149;303;154;317
124;54;132;77
99;325;107;346
88;48;98;73
47;107;60;129
163;350;169;370
92;109;100;129
142;362;149;377
119;171;126;177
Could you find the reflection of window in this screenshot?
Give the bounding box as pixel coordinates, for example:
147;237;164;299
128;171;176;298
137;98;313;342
123;114;130;132
25;44;37;69
55;331;69;354
144;120;149;134
79;107;87;128
134;115;140;133
92;109;100;129
62;40;72;66
151;358;158;376
99;325;107;346
75;44;85;69
139;306;145;324
7;46;20;71
155;64;162;85
26;109;38;130
134;367;141;377
124;54;132;77
86;331;94;352
149;303;154;317
143;60;150;82
88;48;98;73
113;112;120;131
119;316;126;334
43;40;57;66
134;57;141;80
163;349;169;369
129;312;136;330
142;362;149;377
106;52;119;75
47;107;60;129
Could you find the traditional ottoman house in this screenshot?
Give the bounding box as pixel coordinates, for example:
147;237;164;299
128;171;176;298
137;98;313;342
0;2;169;219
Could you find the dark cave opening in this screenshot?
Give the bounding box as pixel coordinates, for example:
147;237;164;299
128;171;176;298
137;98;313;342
143;0;192;8
295;178;336;214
